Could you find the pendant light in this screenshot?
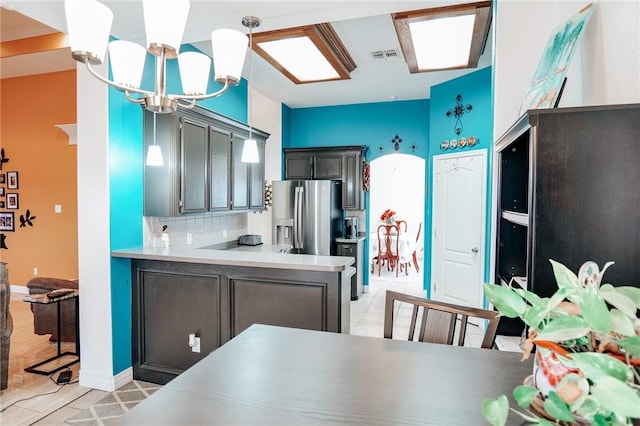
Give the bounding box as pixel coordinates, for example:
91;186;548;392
241;16;260;163
146;112;164;166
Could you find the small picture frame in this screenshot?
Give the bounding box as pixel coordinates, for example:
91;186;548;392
6;193;18;209
0;201;4;209
7;171;18;189
0;174;4;184
0;187;4;197
0;212;14;232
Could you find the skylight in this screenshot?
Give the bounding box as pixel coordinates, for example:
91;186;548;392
257;37;340;82
250;23;356;85
393;1;492;73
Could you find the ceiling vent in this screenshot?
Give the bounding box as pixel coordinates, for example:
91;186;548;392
370;49;400;61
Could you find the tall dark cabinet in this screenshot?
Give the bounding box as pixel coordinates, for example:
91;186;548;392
495;104;640;335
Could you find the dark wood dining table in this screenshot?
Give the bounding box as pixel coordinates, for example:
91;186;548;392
117;324;532;425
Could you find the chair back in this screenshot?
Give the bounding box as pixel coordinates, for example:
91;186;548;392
377;224;399;255
383;290;499;349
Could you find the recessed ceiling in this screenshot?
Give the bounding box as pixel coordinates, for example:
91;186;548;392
1;1;492;108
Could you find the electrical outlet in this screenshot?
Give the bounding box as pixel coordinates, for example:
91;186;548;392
13;374;23;384
33;267;38;276
191;337;201;353
222;228;227;238
186;233;192;245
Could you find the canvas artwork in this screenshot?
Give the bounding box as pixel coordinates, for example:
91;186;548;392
520;3;594;115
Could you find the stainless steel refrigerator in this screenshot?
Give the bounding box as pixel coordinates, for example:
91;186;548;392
272;180;344;255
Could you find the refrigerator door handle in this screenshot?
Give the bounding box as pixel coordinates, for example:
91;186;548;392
293;186;299;248
296;186;304;249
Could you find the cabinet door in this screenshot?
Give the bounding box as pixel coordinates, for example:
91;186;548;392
133;269;222;384
338;244;353;257
249;139;266;210
343;151;362;209
285;153;313;179
231;135;249;210
209;127;231;211
180;118;208;213
313;154;343;179
144;112;180;216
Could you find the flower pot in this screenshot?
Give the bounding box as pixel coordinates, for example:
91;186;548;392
533;346;579;397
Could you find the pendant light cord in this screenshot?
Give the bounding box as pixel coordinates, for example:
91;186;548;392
242;16;260;141
247;24;253;140
153;111;157;146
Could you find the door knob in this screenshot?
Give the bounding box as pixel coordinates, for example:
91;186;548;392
471;247;479;253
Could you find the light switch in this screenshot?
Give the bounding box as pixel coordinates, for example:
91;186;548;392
54;204;62;213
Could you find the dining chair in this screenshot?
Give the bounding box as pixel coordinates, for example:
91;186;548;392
383;290;499;349
376;224;400;277
412;222;422;273
398;222;421;276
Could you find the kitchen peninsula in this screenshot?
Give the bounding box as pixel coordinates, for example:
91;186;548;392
112;245;355;384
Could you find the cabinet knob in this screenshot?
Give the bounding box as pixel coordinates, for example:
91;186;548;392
471;247;479;253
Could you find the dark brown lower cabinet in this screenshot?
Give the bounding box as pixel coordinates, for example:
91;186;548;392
131;260;350;384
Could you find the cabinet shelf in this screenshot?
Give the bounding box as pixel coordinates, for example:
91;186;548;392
501;210;528;226
500;275;527;289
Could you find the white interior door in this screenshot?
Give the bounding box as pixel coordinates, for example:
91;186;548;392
431;150;487;309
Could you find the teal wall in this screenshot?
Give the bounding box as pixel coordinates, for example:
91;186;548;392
285;68;493;294
425;66;493;296
108;43;248;375
286;100;429;159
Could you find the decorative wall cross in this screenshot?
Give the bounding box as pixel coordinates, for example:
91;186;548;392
391;134;402;151
446;94;473;135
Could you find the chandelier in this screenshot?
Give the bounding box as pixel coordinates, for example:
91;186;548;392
64;0;249;113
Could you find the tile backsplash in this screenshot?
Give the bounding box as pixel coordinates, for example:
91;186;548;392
143;213;248;249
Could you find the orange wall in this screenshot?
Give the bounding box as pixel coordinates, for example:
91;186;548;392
0;70;78;285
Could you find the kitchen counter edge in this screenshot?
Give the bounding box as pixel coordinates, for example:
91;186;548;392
111;246;354;272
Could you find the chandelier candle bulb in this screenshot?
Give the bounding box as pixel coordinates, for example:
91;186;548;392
178;52;212;95
142;0;189;57
65;0;113;64
108;40;146;89
211;29;249;85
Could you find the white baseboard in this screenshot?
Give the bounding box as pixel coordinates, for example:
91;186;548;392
11;285;28;295
78;366;133;392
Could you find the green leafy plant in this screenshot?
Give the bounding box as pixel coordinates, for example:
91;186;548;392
482;260;640;426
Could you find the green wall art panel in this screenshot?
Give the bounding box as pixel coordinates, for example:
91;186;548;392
520;3;594;114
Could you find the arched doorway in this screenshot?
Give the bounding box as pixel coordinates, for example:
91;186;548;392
368;153;425;290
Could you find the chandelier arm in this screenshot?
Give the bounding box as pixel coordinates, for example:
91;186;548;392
175;98;197;109
125;91;146;105
171;80;230;101
84;61;153;97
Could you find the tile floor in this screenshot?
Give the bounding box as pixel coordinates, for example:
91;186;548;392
351;259;487;348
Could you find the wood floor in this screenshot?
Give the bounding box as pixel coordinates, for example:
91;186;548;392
0;293;109;425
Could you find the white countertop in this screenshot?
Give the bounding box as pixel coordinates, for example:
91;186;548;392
335;235;367;243
112;244;354;272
